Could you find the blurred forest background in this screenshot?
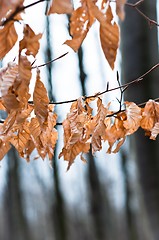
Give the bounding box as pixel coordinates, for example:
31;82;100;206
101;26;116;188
0;0;159;240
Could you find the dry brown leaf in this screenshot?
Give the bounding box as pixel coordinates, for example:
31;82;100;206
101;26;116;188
47;0;73;15
0;0;24;21
0;99;6;110
64;5;95;51
0;139;11;160
91;98;109;154
0;22;18;59
0;62;18;97
29;117;45;159
60;141;90;171
16;56;32;107
100;5;119;69
141;100;159;131
59;98;92;169
19;24;42;57
33;70;49;126
150;122;159;140
116;0;127;21
40;110;58;160
0;110;16;134
9;122;30;156
123;101;142;135
104;117;126;153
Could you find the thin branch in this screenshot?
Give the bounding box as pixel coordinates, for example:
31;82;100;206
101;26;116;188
28;63;159;105
32;52;69;69
126;0;159;27
1;0;48;26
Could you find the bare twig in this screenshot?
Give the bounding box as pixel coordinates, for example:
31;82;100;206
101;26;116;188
32;52;69;69
28;62;159;105
126;0;159;27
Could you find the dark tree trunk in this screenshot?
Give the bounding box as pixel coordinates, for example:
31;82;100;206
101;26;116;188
5;147;31;240
77;46;111;240
121;1;159;239
45;12;68;240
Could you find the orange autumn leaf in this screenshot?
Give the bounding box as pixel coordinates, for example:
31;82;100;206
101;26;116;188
104;117;126;153
33;70;49;126
0;0;24;21
40;109;58;160
59;98;91;169
116;0;127;21
47;0;73;15
19;24;42;57
64;5;94;51
150;123;159;140
0;22;18;59
16;56;32;107
0;62;18;97
9;122;30;156
100;5;119;69
0;139;11;160
141;100;159;131
91;98;109;154
123;101;142;135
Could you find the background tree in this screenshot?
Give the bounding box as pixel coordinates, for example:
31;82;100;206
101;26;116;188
121;1;159;239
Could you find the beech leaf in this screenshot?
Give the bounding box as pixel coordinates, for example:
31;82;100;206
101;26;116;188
91;98;109;154
64;5;94;51
47;0;73;15
0;139;11;160
123;102;142;135
19;24;42;57
0;22;18;59
100;5;120;69
33;70;49;126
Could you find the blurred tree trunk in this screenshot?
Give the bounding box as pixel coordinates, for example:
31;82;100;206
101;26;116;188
45;13;68;240
77;47;111;240
121;1;159;239
5;147;31;240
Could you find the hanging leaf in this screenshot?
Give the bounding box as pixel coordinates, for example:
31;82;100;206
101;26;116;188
141;100;159;131
59;98;91;169
123;102;142;135
29;117;45;159
64;5;95;51
0;22;18;59
47;0;73;15
116;0;127;21
40;110;58;160
100;5;120;69
33;70;49;126
0;0;24;21
16;56;32;107
91;98;109;154
19;24;42;57
150;123;159;140
0;62;18;97
9;122;30;156
104;116;126;153
0;139;11;160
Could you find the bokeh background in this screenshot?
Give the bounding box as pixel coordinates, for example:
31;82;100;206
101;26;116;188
0;1;159;239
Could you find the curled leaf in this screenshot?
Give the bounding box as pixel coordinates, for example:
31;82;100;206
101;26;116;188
19;24;42;57
123;101;142;135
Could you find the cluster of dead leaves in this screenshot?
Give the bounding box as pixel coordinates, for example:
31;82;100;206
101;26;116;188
2;0;159;170
60;98;159;169
0;0;127;69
